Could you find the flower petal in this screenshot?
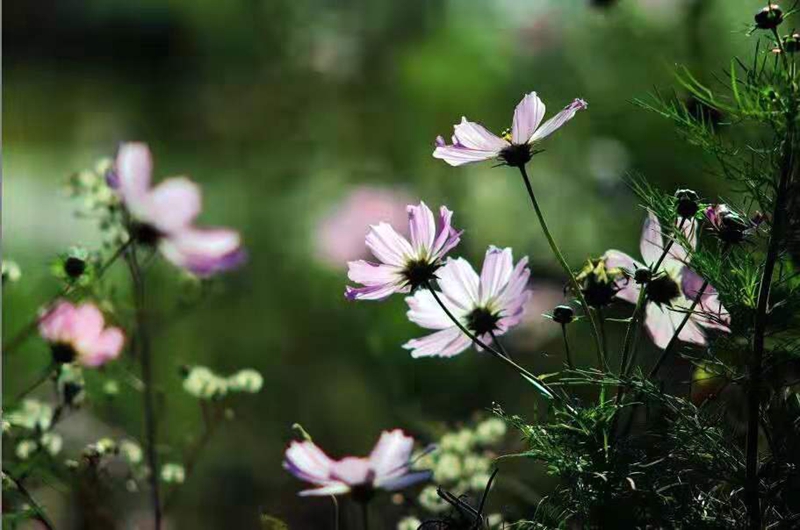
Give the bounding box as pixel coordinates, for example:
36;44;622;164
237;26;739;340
345;282;407;301
512;92;546;144
379;470;432;491
365;223;414;267
116;142;152;207
603;249;641;304
407;202;436;255
437;257;480;311
347;260;404;286
144;177;202;233
159;228;244;277
403;327;472;358
453;117;507;152
81;327;124;368
430;206;461;260
39;301;76;343
529;98;587;143
406;290;461;330
298;483;351;497
640;211;664;268
479;246;514;304
369;430;414;480
432;144;498;167
283;440;336;485
644;303;676;350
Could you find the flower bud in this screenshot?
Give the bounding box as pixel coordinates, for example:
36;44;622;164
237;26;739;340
64;256;87;279
781;33;800;53
755;5;784;30
674;188;700;218
634;267;652;285
552;305;575;325
705;204;750;244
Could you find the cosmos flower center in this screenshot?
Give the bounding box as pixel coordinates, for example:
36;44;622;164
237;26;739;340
130;222;164;247
402;259;440;290
466;307;501;336
647;274;681;306
51;342;77;364
498;143;532;168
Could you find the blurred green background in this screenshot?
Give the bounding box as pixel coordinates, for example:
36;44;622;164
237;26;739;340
3;0;760;527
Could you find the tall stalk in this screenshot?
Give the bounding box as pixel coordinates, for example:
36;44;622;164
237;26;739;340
125;243;163;530
745;108;796;530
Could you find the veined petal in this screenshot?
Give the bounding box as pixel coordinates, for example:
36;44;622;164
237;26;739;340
407;202;436;255
603;249;641;304
453;117;507;152
345;282;407;301
640;211;665;268
669;218;697;264
479;246;514;304
378;470;432;491
644;303;676;350
330;457;372;485
283;441;336;484
496;256;530;308
433;145;497;167
347;260;403;286
144;177;202;234
403;327;472;358
528;98;587;143
668;299;707;346
369;430;414;480
366;223;414;267
406;290;464;330
159;228;244;277
430;206;460;259
116;142;152;207
437;257;480;311
512;92;546;144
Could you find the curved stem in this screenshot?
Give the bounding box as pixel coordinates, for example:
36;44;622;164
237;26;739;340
125;243;162;530
424;282;559;405
488;330;513;361
517;165;606;370
3;469;56;530
12;364;57;405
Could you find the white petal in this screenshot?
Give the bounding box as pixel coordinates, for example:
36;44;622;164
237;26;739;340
511;92;546;144
403;327;472;358
640;211;664;268
369;430;414;480
407;202;436;255
453;117;507;151
437;257;480;311
433;145;497;166
144;177;201;233
116;142;152;211
406;290;461;330
529;98;587;143
479;246;514;304
366;223;414;267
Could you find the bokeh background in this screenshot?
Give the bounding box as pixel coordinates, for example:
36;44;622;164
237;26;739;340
3;0;762;527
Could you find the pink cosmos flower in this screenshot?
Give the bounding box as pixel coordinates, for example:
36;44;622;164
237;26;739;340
433;92;587;167
283;429;431;497
114;143;245;277
315;186;412;268
603;212;730;350
38;300;124;367
403;247;532;358
345;201;462;301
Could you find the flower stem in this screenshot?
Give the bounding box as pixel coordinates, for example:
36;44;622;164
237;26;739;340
488;330;513;361
125;243;162;530
360;500;369;530
424;281;560;405
561;324;574;370
3;469;55;530
745;105;796;530
517;165;606;370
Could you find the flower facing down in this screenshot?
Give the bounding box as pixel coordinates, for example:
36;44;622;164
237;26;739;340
433;92;587;167
704;204;758;244
345;202;462;301
283;429;431;498
404;247;531;358
603;212;730;349
39;301;124;368
114;142;245;277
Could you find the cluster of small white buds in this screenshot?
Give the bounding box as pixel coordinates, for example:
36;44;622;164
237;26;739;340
182;365;264;399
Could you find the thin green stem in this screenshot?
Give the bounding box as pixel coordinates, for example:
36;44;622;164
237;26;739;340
488;330;513;361
561;324;574;370
360;500;369;530
3;469;56;530
517;165;606;370
125;243;162;530
424;282;560;406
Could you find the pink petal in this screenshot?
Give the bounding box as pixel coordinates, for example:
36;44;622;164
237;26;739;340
81;327;124;368
284;440;336;485
603;249;642;304
369;430;414;480
669;218;697;263
365;223;414;267
38;301;76;343
159;228;244;277
640;211;664;268
668;300;707;346
116;142;153;206
437;257;480;311
511;92;546;144
644;303;675;350
347;260;403;286
403;327;472;358
71;304;106;344
345;282;407;301
330;457;372;485
496;256;531;309
452;117;507;151
528;98;587;143
407;202;436;255
430;206;461;259
144;177;202;234
406;290;461;330
432;144;497;167
479;246;514;304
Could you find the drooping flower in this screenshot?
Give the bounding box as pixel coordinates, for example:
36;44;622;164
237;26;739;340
345;201;462;301
114;142;245;277
38;300;125;368
704;204;757;244
403;247;531;358
603;212;730;349
315;186;412;268
433;92;587;167
283;429;431;498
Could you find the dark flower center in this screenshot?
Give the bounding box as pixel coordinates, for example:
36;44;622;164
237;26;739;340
498;143;533;168
130;222;163;247
350;483;375;504
403;259;440;290
51;343;77;364
64;257;87;279
466;307;500;336
646;275;681;306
